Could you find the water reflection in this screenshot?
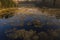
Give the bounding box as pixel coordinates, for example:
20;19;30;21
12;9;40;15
0;8;60;40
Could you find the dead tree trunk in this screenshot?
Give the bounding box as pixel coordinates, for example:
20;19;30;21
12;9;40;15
53;0;56;7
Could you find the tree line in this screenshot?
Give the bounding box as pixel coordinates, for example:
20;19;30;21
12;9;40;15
0;0;16;8
35;0;57;8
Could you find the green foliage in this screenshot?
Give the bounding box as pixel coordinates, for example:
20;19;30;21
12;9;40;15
0;0;16;8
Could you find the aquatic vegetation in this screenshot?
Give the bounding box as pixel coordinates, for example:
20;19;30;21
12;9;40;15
5;28;60;40
0;6;59;40
32;19;42;28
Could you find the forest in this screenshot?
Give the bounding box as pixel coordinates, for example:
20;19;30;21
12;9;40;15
0;0;60;8
0;0;16;8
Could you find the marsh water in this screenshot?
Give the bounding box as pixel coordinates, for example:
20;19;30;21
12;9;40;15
0;7;60;40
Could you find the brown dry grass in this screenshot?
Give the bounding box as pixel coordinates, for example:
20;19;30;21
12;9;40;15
0;7;60;19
